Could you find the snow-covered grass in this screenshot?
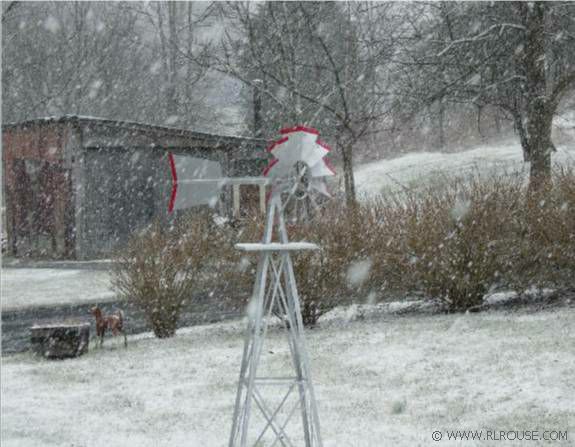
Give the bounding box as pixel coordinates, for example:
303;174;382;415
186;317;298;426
2;306;573;446
1;268;115;311
355;140;575;199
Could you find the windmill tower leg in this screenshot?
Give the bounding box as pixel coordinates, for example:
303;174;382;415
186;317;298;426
228;252;270;447
228;197;323;447
278;216;322;447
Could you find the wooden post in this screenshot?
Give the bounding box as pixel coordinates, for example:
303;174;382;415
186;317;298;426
233;184;241;218
258;184;266;215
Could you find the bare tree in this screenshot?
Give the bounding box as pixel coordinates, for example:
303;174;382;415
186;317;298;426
395;1;575;192
206;1;399;205
2;1;218;130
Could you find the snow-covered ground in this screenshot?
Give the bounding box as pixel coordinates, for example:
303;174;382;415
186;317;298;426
1;268;115;311
355;140;575;199
2;306;573;446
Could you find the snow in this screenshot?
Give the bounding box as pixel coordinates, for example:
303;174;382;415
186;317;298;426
30;322;90;330
319;300;430;325
2;306;573;446
482;288;556;306
483;291;518;306
43;16;60;33
346;259;372;287
451;195;471;221
1;268;115;311
235;242;320;251
88;80;103;99
164;115;180;125
555;110;575;129
149;60;162;75
237;256;251;273
355;141;575;199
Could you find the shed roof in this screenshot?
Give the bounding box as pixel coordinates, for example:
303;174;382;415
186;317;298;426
3;115;266;149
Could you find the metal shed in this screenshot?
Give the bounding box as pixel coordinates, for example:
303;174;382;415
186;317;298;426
2;116;266;259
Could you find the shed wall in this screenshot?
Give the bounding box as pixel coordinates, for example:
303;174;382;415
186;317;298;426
80;147;168;259
2;124;76;257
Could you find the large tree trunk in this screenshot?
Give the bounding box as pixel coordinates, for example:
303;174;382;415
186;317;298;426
524;2;552;192
526;107;554;193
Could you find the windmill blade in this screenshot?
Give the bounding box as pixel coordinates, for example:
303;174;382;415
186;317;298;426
308;159;335;178
270;131;328;170
264;127;334;181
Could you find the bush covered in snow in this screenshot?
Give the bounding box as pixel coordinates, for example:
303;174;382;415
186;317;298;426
510;167;575;289
370;174;524;310
291;167;575;312
291;244;347;327
289;206;379;325
112;213;228;338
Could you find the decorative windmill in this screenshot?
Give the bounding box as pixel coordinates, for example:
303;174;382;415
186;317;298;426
229;126;334;447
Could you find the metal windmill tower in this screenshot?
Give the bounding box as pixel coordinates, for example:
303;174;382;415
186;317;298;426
228;126;334;447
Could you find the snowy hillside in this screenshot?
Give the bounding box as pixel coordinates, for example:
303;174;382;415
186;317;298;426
355;140;575;199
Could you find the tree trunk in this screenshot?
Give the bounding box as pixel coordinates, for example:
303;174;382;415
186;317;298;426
166;1;178;117
253;80;263;138
184;2;193;119
527;113;553;194
438;99;446;150
524;2;552;192
338;132;356;207
512;108;531;162
493;108;501;136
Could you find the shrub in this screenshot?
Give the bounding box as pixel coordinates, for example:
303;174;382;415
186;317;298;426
111;213;224;338
369;173;527;310
219;215;263;297
284;184;516;313
291;249;338;327
290;204;378;326
510;167;575;289
368;167;575;310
